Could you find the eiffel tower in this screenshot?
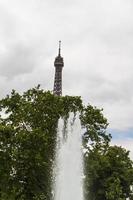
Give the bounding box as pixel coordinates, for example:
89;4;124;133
53;41;64;96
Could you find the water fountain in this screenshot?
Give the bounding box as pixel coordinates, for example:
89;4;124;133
53;115;84;200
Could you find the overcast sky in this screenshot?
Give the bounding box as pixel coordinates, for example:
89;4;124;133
0;0;133;158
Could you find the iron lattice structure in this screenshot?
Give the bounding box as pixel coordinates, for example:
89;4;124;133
53;41;64;96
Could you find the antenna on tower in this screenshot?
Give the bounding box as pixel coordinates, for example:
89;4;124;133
58;40;61;56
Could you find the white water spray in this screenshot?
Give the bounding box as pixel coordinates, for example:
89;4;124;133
53;115;84;200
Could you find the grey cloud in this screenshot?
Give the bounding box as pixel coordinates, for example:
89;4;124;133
0;0;133;133
0;44;38;79
89;79;133;104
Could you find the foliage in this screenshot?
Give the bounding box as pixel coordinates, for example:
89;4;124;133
0;86;132;200
84;145;133;200
81;104;111;150
0;86;83;199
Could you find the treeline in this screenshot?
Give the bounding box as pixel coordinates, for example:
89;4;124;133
0;86;132;200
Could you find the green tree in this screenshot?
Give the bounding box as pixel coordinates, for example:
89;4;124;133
0;86;85;199
0;125;15;199
84;145;133;200
0;86;128;200
81;104;111;150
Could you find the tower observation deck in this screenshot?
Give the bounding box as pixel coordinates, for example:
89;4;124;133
53;41;64;96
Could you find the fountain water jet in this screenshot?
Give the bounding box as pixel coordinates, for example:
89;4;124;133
53;115;84;200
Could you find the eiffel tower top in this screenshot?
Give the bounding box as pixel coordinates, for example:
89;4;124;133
53;41;64;96
54;41;64;67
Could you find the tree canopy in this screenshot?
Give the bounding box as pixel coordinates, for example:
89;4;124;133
0;86;132;200
84;145;133;200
